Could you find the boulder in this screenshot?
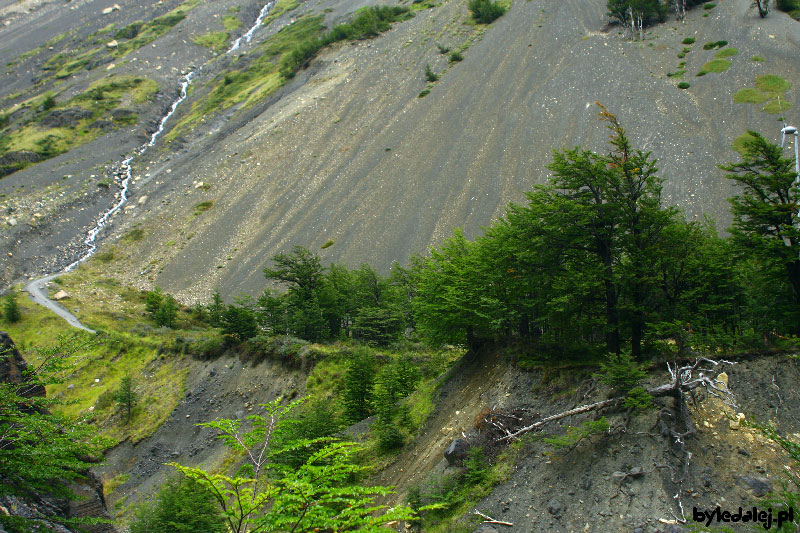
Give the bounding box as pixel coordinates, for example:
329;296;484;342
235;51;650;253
444;438;470;466
40;108;92;128
738;475;772;497
52;290;69;301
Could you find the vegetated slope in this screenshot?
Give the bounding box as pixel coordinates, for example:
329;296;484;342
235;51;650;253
102;0;800;302
371;347;800;532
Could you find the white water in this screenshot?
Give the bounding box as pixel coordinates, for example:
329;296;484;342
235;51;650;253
63;2;274;273
27;1;276;327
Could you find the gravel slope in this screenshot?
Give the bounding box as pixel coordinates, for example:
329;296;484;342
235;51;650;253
112;0;800;301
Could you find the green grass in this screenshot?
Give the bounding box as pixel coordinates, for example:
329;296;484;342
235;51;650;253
1;259;203;445
756;74;791;93
762;99;793;114
193;200;214;215
262;0;300;26
733;88;769;104
222;15;242;31
682;37;696;45
167;8;410;142
715;47;738;58
194;31;230;53
697;58;730;75
667;70;686;79
751;55;765;62
677;82;690;89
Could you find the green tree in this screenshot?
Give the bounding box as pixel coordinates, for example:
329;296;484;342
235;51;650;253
154;295;178;328
343;348;376;422
171;398;415;533
3;294;21;323
130;476;227;533
208;290;225;327
114;375;138;424
264;247;328;341
547;104;674;357
0;335;109;530
721;131;800;316
220;305;258;343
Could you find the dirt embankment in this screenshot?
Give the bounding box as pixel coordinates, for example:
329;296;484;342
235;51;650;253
371;348;800;532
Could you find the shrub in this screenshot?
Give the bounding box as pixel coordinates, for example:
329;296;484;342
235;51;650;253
130;476;226;533
467;0;506;24
2;294;20;323
424;64;438;82
418;89;430;97
597;352;646;394
682;37;696;44
42;94;56;110
449;50;463;62
624;386;654;410
677;81;691;89
463;447;489;484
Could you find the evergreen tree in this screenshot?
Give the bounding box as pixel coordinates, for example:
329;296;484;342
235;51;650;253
343;348;376;422
720;131;800;317
154;295;178;328
3;294;20;323
220;305;258;343
114;375;137;424
130;476;226;533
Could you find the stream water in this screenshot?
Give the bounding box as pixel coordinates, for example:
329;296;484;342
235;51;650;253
23;0;277;330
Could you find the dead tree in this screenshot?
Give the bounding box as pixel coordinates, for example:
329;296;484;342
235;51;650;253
673;0;686;20
497;358;736;442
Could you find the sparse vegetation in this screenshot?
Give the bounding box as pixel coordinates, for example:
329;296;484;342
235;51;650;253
468;0;507;24
424;63;439;82
697;58;730;75
715;47;738;58
682;37;696;44
193;31;230;53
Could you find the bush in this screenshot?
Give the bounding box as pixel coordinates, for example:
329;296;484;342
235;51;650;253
449;50;463;62
597;352;646;394
42;94;56;110
130;476;226;533
682;37;696;44
2;294;20;323
424;64;438;82
467;0;506;24
677;81;690;89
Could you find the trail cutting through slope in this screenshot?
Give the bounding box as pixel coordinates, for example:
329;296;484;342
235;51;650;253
22;0;277;330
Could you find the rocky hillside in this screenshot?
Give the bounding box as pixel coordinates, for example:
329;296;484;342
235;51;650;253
1;0;798;302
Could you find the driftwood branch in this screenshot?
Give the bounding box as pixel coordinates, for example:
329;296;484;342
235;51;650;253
498;358;736;442
473;510;513;526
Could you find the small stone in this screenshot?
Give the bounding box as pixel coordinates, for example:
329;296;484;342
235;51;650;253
138;195;148;205
582;476;592;490
547;499;563;516
52;290;70;301
444;439;470;466
106;40;118;49
739;476;772;497
738;448;750;456
716;372;729;388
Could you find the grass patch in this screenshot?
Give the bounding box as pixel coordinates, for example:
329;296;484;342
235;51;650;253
733;88;769;104
193;200;214;215
682;37;695;45
702;40;727;50
677;82;690;89
222;15;242;31
697;58;730;75
167;7;411;141
262;0;299;26
103;473;130;496
121;228;145;242
194;31;230;53
715;47;738;58
751;55;765;62
756;74;791;93
667;70;686;78
704;2;716;8
762;99;793;114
